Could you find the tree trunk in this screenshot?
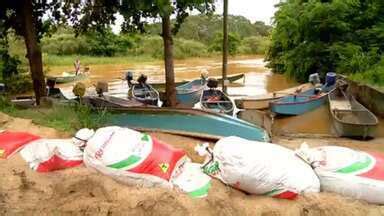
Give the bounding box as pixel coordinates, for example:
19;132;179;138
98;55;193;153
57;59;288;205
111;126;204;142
22;0;46;105
162;15;177;107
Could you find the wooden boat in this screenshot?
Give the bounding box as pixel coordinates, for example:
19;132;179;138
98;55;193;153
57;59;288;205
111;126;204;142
235;83;313;110
102;107;270;142
47;72;88;84
82;95;151;109
329;87;378;139
130;83;159;106
11;96;36;108
270;84;335;115
214;73;245;83
200;85;234;116
176;79;205;107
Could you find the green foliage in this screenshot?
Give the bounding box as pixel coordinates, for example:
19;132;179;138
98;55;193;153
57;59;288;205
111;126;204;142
133;35;164;58
147;14;272;44
0;102;110;133
239;36;271;55
209;32;241;55
174;38;209;59
267;0;384;84
42;28;135;57
350;57;384;87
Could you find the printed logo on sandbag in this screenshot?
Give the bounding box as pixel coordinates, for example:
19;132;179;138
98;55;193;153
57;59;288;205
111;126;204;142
202;161;220;176
95;132;115;159
159;163;170;173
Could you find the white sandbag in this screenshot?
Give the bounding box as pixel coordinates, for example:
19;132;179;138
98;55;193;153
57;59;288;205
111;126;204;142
296;145;384;204
83;126;187;188
20;139;83;172
199;136;320;199
171;162;212;198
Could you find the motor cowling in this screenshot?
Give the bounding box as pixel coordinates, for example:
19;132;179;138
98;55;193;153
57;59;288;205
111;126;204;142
207;78;218;89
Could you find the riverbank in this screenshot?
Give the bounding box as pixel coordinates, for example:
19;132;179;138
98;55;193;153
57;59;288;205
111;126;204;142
1;112;383;215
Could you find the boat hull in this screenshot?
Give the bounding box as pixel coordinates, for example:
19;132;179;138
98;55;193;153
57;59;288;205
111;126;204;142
271;96;327;115
235;83;313;110
176;79;205;107
103;107;270;142
328;87;378;139
83;96;148;109
270;85;334;115
47;73;88;84
332;118;377;139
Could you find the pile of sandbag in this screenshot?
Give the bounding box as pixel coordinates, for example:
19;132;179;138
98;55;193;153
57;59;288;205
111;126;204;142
20;139;83;172
197;136;320;199
0;130;83;172
296;144;384;204
0;131;40;159
80;126;211;198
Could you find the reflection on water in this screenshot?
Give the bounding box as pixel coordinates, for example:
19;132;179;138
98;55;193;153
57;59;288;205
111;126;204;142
273;105;333;135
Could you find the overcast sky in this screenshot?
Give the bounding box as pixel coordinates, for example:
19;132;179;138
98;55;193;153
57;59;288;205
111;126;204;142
216;0;280;24
112;0;279;33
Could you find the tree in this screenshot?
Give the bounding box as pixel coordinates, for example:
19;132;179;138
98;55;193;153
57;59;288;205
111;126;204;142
0;0;121;104
118;0;214;107
266;0;384;82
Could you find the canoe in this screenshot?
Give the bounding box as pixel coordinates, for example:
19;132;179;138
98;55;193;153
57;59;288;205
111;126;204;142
176;79;205;107
47;72;88;84
215;73;245;83
329;87;378;139
11;96;36;108
130;83;159;106
102;107;270;142
235;83;313;110
200;89;234;116
270;84;335;115
82;95;151;109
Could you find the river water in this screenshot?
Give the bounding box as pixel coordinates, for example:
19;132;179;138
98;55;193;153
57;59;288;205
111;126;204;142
51;56;384;137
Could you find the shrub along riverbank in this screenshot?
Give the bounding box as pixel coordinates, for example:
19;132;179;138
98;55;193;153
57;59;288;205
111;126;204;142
267;0;384;90
0;97;109;133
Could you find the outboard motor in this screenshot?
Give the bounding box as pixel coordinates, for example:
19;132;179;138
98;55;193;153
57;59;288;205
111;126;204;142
326;72;337;87
309;73;320;85
137;74;148;85
207;78;218;89
125;71;134;87
96;81;108;97
0;83;5;94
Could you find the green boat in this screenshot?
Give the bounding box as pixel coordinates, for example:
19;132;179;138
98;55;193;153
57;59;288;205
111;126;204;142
329;86;379;139
101;107;270;142
47;72;88;84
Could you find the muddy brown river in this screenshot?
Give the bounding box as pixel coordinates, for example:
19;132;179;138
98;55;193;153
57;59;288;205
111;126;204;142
50;56;384;137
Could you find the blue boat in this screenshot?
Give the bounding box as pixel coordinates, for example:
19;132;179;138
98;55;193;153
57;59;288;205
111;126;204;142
103;107;270;142
270;85;334;115
176;79;205;107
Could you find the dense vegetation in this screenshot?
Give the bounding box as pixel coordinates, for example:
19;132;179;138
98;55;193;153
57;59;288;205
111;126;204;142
267;0;384;88
39;14;271;59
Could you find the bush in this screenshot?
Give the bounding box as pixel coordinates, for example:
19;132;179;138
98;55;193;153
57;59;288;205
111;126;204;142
238;36;270;55
133;35;164;58
174;39;208;59
209;32;241;55
350;57;384;88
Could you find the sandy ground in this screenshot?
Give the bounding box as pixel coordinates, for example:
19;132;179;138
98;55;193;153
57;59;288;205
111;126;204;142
1;112;384;215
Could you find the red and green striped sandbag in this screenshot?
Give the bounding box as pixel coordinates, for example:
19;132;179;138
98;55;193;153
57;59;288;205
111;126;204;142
313;146;384;204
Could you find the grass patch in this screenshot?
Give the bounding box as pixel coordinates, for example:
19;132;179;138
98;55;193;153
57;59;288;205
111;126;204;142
0;97;109;134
